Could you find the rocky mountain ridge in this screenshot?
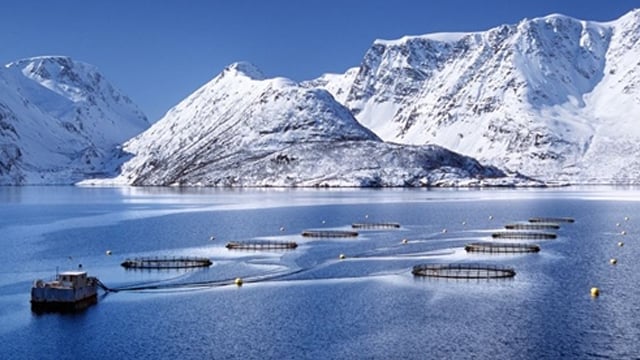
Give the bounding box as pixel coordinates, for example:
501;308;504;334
0;56;149;184
5;10;639;186
311;9;640;183
84;62;522;187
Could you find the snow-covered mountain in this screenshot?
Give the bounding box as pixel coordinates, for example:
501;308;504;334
310;9;640;184
0;56;149;184
87;62;525;187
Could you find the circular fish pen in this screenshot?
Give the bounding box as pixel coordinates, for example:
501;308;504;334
412;263;516;279
121;256;212;269
225;240;298;250
301;230;359;238
529;217;575;223
351;222;401;229
505;223;560;230
465;242;540;253
491;231;557;240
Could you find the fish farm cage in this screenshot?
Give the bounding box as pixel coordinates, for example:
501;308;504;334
504;223;560;230
465;242;541;253
301;230;359;238
412;263;516;279
351;222;401;229
225;240;298;250
491;231;557;240
121;256;212;269
529;217;575;223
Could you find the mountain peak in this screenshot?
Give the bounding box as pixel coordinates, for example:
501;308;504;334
6;56;97;81
223;61;265;80
532;12;575;22
374;32;471;46
0;56;149;185
613;7;640;25
7;55;74;67
89;65;514;187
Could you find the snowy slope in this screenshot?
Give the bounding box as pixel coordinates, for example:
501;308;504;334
0;56;149;184
301;67;359;104
313;9;640;184
578;10;640;183
87;62;525;187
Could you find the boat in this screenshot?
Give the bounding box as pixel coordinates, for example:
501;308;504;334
31;271;99;313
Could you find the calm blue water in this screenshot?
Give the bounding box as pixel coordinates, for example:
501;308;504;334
1;186;639;359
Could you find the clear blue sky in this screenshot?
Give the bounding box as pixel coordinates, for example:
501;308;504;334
1;0;637;121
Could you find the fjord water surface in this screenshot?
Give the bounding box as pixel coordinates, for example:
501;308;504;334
0;187;639;359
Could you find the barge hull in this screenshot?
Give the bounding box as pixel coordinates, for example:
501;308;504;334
31;294;98;314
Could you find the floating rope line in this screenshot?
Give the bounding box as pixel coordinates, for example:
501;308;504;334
96;267;307;293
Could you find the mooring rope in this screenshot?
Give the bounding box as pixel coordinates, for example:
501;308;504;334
94;266;308;293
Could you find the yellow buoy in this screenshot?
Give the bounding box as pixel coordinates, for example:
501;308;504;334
235;278;243;287
339;254;346;260
616;223;621;227
618;241;624;247
442;228;447;233
621;230;627;235
402;239;409;244
488;215;494;220
610;258;617;265
624;216;629;221
590;287;600;297
105;250;112;256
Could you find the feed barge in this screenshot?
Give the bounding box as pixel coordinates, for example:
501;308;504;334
31;271;99;313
